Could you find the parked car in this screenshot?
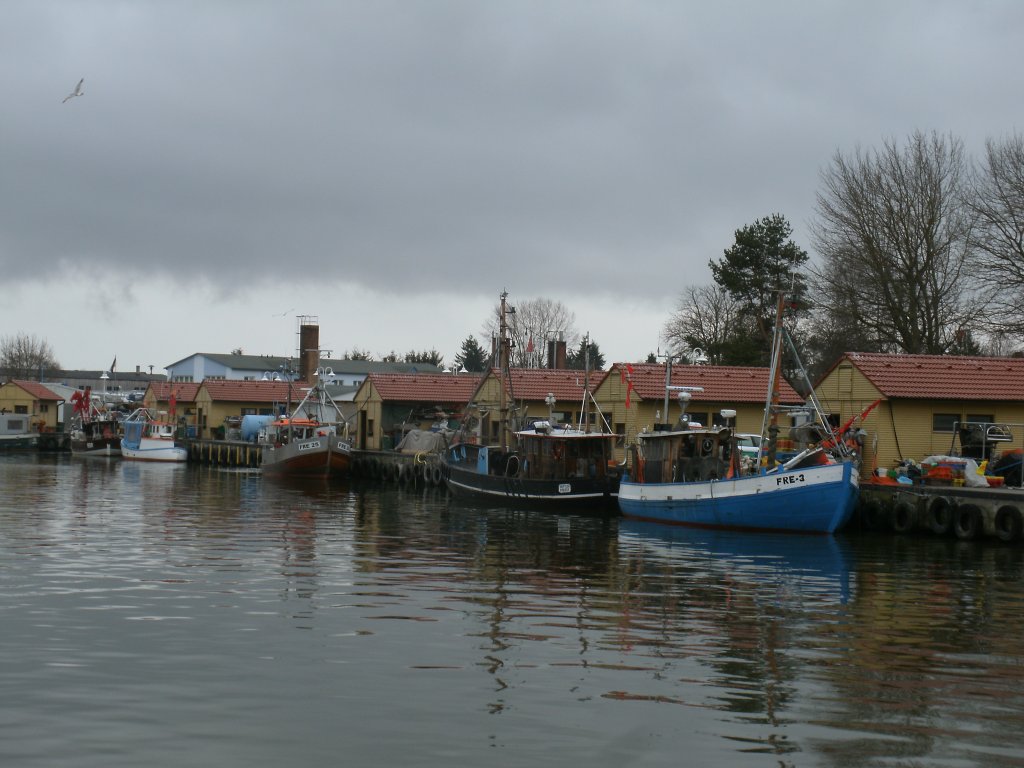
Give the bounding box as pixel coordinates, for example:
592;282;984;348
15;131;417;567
735;433;762;458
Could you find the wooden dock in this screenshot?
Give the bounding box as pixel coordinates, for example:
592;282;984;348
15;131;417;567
184;439;446;486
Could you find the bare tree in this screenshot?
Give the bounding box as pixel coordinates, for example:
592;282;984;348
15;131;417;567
967;133;1024;338
811;131;981;355
483;297;578;368
0;333;61;380
661;285;743;364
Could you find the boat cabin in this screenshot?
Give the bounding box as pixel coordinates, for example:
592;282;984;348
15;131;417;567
262;417;335;446
515;432;615;481
447;425;616;482
635;427;737;483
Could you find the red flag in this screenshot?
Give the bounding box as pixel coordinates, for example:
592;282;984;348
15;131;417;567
624;364;635;409
169;388;177;419
526;337;534;354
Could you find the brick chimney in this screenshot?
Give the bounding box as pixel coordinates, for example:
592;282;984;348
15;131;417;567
546;338;567;370
298;320;319;383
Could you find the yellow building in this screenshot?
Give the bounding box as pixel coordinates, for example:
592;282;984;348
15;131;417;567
353;373;480;451
0;380;64;432
466;367;610;447
596;363;803;459
143;382;201;436
192;380;296;440
814;352;1024;475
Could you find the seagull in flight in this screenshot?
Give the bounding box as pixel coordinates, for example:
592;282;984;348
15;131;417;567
62;78;84;103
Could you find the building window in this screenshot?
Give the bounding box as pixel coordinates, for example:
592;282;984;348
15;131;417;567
966;414;994;425
367;419;375;437
39;404;49;413
614;422;625;448
14;405;28;414
933;413;959;432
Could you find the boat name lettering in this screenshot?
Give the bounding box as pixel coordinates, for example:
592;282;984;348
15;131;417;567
298;441;322;452
558;483;572;494
776;474;806;486
336;441;351;451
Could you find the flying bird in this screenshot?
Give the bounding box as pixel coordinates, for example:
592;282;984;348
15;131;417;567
62;78;84;103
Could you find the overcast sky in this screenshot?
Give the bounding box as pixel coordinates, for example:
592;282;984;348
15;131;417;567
2;1;1021;373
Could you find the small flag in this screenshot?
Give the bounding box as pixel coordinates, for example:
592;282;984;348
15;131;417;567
109;356;117;373
624;364;635;408
526;337;534;354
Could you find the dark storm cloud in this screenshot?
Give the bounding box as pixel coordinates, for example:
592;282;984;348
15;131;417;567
3;1;1024;305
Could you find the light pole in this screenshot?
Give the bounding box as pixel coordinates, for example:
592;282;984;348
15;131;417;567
545;392;556;424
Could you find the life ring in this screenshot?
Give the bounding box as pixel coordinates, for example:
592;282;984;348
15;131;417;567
927;496;955;536
994;505;1023;542
858;496;888;531
954;503;983;540
700;438;714;456
505;454;520;477
891;500;916;533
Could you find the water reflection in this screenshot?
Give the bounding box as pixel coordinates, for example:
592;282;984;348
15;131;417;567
2;455;1024;767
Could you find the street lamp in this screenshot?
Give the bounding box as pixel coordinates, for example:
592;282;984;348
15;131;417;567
545;392;556;423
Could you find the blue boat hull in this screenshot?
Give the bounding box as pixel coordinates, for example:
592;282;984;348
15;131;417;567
618;460;859;534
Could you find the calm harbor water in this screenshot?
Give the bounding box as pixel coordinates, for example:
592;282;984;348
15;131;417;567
2;455;1024;767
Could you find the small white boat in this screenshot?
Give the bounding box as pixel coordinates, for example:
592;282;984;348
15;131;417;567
0;413;38;450
121;408;187;462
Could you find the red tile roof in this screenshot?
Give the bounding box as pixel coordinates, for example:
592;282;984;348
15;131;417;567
610;363;802;405
837;352;1024;400
199;380;295;403
497;368;609;401
367;373;481;403
148;382;201;402
10;380;61;400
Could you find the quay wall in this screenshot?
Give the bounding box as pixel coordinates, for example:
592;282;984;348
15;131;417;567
859;481;1024;542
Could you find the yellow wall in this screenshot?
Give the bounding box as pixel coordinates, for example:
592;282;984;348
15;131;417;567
353;380;384;451
814;362;1024;474
593;374;772;461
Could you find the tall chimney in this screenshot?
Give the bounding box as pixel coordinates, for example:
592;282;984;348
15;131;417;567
546;338;567;369
298;319;320;383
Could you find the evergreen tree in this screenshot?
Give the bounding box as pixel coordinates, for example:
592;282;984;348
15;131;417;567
709;213;809;361
453;335;489;372
404;349;444;366
566;337;605;371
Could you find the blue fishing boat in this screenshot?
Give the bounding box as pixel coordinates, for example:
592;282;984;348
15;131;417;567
121;408;187;462
617;293;860;534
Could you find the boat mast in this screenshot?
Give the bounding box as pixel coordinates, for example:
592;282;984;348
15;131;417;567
762;291;787;467
580;332;590;432
662;354;672;430
499;290;511;452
